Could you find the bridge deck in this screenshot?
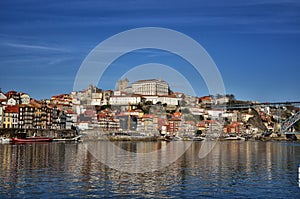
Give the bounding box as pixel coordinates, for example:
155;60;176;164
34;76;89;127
284;132;300;135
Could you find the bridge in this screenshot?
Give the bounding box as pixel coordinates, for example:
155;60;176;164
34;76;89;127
280;111;300;135
215;101;300;137
224;101;300;110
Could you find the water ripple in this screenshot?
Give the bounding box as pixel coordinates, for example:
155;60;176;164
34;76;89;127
0;141;300;198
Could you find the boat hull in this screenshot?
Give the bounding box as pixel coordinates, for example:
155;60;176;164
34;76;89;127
12;137;53;143
53;135;82;142
192;137;205;141
223;136;245;141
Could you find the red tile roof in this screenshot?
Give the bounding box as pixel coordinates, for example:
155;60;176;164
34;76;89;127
199;96;212;101
169;117;181;121
5;105;19;113
143;114;155;118
173;112;181;117
65;109;74;114
30;100;42;108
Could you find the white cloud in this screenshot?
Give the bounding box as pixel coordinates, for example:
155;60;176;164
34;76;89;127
4;42;67;52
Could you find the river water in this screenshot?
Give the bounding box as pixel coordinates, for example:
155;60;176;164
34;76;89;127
0;141;299;198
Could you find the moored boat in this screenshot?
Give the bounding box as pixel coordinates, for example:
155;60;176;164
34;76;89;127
11;132;53;143
173;136;183;141
261;131;272;137
12;137;53;143
53;135;82;142
192;136;205;141
223;136;245;141
163;135;172;142
0;137;12;143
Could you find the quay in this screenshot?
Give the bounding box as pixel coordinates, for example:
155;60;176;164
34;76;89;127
2;128;299;142
0;128;78;139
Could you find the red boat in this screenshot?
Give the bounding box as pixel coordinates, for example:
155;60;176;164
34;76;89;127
12;137;53;143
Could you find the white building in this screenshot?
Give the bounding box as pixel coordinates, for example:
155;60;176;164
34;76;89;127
207;109;224;118
20;93;30;104
109;95;142;106
66;110;77;129
143;96;179;106
132;79;169;96
188;107;205;116
0;92;7;102
77;122;89;130
7;98;17;106
212;96;229;105
158;96;179;106
91;93;103;106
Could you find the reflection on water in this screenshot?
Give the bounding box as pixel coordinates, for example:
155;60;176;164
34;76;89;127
85;140;192;173
0;141;300;198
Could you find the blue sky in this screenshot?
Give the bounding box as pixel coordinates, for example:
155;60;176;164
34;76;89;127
0;0;299;102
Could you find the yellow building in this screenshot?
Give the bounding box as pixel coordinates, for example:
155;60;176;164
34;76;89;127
2;105;19;128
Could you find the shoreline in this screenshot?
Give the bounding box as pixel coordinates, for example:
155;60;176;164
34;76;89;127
80;134;299;142
1;128;299;143
0;128;78;139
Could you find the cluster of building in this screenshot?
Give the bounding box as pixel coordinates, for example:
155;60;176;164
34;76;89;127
0;91;72;130
0;78;294;137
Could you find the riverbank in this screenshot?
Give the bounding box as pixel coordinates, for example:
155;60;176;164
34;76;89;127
1;128;299;142
0;128;77;139
80;134;300;142
82;135;160;142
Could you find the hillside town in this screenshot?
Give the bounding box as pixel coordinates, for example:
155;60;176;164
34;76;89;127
0;78;299;140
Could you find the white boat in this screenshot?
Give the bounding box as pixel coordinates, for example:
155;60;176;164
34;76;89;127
192;136;205;141
224;136;245;141
173;136;183;141
53;135;82;142
0;137;12;143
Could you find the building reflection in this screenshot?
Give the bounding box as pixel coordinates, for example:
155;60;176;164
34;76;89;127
0;141;299;197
